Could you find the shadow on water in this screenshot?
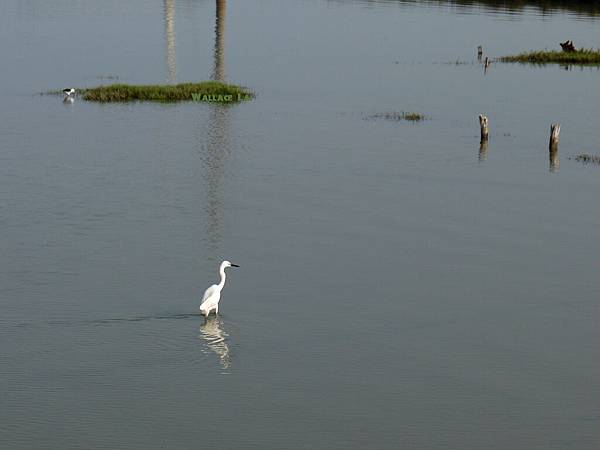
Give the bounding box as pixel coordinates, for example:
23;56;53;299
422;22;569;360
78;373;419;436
199;315;231;370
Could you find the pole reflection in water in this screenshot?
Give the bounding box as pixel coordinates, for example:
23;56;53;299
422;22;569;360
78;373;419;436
213;0;226;82
197;0;231;256
199;105;231;256
164;0;176;83
199;316;231;370
478;140;488;162
549;147;559;172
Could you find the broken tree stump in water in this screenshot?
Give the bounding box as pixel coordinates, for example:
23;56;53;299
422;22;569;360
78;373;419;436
549;124;560;171
549;123;561;149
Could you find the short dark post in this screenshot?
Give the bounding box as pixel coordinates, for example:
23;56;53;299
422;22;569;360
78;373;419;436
549;124;560;171
479;114;489;142
484;57;491;73
477;46;483;60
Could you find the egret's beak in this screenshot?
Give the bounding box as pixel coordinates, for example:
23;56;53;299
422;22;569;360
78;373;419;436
231;264;240;267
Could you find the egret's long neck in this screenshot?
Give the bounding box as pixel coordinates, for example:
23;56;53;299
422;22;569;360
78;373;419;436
218;266;227;289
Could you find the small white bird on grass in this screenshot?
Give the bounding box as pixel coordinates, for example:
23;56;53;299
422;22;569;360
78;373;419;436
199;260;239;317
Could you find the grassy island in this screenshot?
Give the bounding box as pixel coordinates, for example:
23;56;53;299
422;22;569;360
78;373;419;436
63;81;253;103
500;49;600;65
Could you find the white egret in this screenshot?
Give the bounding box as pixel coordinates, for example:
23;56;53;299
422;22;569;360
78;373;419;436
62;88;75;97
199;260;239;316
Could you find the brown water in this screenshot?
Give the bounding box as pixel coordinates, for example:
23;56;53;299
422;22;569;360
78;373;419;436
1;1;599;449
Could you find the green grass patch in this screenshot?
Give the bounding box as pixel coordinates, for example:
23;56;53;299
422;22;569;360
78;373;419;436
500;49;600;65
366;111;426;122
73;81;253;103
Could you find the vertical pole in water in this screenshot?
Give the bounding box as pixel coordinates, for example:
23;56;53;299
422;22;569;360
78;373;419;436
479;115;489;142
477;46;483;61
549;124;561;171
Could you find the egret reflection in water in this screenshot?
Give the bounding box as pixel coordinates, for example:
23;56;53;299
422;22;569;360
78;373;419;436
199;316;231;370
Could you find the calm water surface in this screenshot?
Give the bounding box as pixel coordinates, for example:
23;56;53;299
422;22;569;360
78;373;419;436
1;1;599;449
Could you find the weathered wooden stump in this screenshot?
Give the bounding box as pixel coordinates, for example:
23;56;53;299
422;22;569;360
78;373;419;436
479;114;489;142
477;46;483;60
549;123;561;149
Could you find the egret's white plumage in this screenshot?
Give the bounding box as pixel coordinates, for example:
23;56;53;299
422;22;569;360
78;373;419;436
199;260;239;316
62;88;75;96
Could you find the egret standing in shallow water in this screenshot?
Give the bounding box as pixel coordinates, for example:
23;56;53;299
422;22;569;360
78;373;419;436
199;261;239;316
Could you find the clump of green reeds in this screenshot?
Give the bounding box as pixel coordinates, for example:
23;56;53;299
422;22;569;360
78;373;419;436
366;111;426;122
78;81;253;103
500;49;600;65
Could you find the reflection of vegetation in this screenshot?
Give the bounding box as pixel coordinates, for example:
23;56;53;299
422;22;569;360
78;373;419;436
500;49;600;65
367;111;426;122
448;0;600;16
364;0;600;17
78;81;253;103
571;153;600;164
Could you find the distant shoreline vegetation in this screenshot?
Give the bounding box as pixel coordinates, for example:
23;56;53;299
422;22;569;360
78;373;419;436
499;49;600;65
50;81;254;103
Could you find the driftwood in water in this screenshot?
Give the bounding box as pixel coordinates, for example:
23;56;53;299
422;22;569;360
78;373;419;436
560;40;576;52
479;114;489;142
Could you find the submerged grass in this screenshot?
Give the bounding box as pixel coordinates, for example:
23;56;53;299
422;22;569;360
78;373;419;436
366;111;426;122
570;153;600;164
62;81;253;103
500;49;600;65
